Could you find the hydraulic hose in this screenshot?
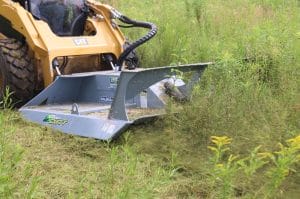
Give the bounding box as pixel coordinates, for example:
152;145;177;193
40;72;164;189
112;10;158;70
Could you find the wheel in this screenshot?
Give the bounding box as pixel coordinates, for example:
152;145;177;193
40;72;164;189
0;38;36;107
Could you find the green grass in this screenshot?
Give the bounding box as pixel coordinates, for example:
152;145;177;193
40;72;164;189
1;0;300;198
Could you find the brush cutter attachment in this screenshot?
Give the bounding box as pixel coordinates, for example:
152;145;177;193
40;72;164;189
19;63;209;140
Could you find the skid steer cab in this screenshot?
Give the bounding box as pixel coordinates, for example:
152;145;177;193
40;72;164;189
0;0;211;140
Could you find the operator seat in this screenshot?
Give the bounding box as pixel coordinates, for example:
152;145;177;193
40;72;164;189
68;11;88;36
16;0;88;36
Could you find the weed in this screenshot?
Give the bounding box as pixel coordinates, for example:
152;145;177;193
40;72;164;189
238;146;270;177
207;135;300;198
265;135;300;197
0;87;14;109
208;136;232;164
208;136;239;198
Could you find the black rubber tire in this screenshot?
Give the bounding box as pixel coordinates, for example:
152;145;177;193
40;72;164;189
0;39;36;107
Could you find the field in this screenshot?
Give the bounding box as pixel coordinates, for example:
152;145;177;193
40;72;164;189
1;0;300;198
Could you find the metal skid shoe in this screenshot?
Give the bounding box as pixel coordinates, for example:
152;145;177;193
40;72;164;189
19;63;210;140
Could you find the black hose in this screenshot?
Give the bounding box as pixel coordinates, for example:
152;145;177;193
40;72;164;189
116;15;158;70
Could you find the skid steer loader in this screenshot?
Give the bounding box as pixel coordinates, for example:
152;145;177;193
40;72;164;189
0;0;210;140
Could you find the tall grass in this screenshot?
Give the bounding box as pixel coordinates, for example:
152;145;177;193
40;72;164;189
113;0;300;197
0;90;39;198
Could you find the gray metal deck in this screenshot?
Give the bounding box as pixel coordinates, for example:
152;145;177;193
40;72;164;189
20;63;209;140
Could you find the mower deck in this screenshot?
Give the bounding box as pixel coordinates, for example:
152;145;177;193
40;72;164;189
20;63;209;140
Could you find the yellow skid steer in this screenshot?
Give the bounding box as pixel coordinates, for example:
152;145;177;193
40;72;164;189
0;0;210;140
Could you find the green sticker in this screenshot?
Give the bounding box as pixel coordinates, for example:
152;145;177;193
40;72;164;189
43;115;68;126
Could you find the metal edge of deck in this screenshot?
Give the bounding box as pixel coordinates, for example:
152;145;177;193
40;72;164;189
20;108;132;140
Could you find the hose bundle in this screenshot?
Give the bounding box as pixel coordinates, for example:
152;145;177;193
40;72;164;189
113;10;158;70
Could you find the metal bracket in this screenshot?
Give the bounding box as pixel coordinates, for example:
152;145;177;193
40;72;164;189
71;103;79;115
